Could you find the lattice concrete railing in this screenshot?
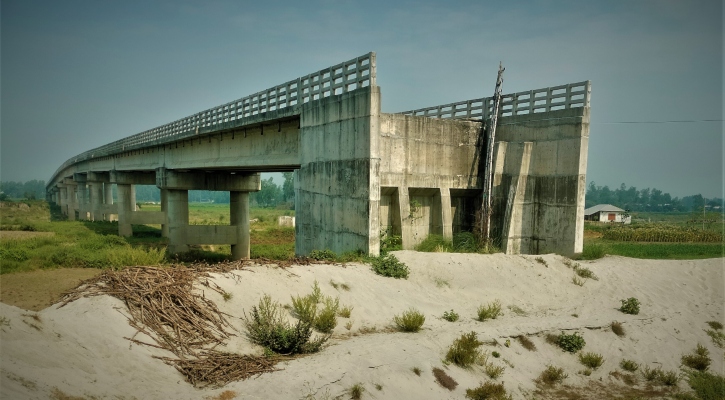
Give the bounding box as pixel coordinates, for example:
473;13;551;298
399;80;590;120
50;52;377;183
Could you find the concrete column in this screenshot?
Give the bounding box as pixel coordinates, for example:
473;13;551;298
167;189;189;255
103;183;114;221
160;189;169;238
67;184;77;221
230;191;250;260
441;187;453;240
89;182;104;221
58;185;68;216
397;187;414;250
76;183;88;220
117;184;135;237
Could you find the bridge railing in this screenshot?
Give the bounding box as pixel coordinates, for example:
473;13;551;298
49;52;377;184
398;80;591;120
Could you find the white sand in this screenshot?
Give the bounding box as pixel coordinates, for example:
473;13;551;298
1;252;723;399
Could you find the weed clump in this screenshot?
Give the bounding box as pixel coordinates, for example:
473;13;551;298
681;344;711;371
642;366;679;386
313;297;339;333
465;382;512;400
517;335;536;351
445;331;483;368
442;310;459;322
393;308;425;332
611;321;625;337
573;264;598;280
706;329;725;348
412;366;422;376
578;352;604;369
370;254;409;279
476;300;502;321
619;297;640;315
485;363;505;379
571;276;585;286
432;367;458;391
243;294;328;355
620;359;639;372
556;332;586;353
535;257;548;266
348;383;364;400
309;249;336;261
683;370;725;400
706;321;723;330
337;305;353;318
538;365;568;385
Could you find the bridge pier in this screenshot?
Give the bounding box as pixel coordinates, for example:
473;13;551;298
104;182;114;221
230;191;251;260
62;179;78;221
110;171;153;237
73;173;90;220
166;189;189;255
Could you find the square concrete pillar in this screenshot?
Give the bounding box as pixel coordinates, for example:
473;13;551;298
104;183;114;221
89;182;104;221
160;189;169;238
77;183;89;220
397;187;413;250
167;189;189;255
117;184;135;237
67;185;77;221
441;187;453;240
230;191;251;260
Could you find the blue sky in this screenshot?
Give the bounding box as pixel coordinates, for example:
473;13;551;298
1;0;722;198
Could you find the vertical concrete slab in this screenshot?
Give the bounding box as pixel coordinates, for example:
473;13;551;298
441;187;453;240
89;182;103;221
167;189;189;255
117;184;135;237
160;189;169;238
104;183;114;221
230;191;250;260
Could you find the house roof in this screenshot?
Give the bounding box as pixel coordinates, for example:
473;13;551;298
584;204;625;215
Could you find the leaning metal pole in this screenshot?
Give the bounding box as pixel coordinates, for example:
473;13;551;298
480;62;505;248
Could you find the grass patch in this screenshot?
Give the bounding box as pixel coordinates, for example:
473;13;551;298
485;363;505;379
337;305;353;318
446;331;484;368
706;329;725;348
476;300;502;321
535;257;548;266
642;366;680;386
465;382;512;400
573;264;599;280
517;335;536;351
538;365;568;385
432;367;458;391
571;276;585;286
578;352;604;369
555;332;586;353
683;370;725;400
313;297;339;333
412;366;422;376
581;238;723;260
620;359;639;372
681;344;711;371
706;321;723;330
611;321;625;337
348;383;364;400
442;310;459;322
619;297;641;315
369;254;409;279
393;308;425;332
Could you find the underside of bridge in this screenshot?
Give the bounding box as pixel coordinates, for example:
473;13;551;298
47;52;590;259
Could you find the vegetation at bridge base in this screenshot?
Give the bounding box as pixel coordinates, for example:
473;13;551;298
415;232;499;254
580;239;723;260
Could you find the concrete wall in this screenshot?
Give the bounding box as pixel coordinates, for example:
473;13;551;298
491;107;589;256
295;86;381;256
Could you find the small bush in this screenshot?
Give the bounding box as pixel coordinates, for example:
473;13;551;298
611;321;625;337
393;308;425;332
706;321;723;330
415;234;452;253
337;305;353;318
477;300;502;321
642;365;662;382
572;276;585;286
442;310;459;322
682;344;711;371
619;297;640;315
620;359;639;372
348;383;364;400
491;351;500;358
370;254;409;279
313;298;338;333
573;265;598;280
517;335;536;351
412;366;421;376
432;367;458;391
706;329;725;348
579;352;604;369
642;365;678;385
243;294;328;355
545;333;559;346
538;365;568;385
446;331;483;368
660;369;680;386
465;382;512;400
580;243;606;260
290;294;317;323
485;363;505;379
684;370;725;400
309;249;336;261
535;257;548;266
556;332;586;353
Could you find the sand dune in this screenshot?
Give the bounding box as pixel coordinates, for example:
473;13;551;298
1;252;723;399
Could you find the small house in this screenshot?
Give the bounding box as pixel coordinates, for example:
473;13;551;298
584;204;631;224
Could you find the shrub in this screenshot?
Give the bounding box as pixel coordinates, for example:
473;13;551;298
611;321;625;337
415;234;452;253
545;333;559;346
620;359;639;372
432;367;458;391
465;382;512;400
348;383;364;400
485;363;505;379
290;294;317;323
571;276;585;286
309;249;336;261
452;232;479;253
313;298;339;333
706;321;723;330
491;351;500;358
337;305;353;318
412;367;421;376
619;298;640;315
660;369;680;386
380;229;402;255
446;331;483;368
682;344;711;371
580;243;606;260
535;257;547;266
538;365;568;385
642;366;662;382
393;308;425;332
477;300;502;321
517;335;536;351
579;352;604;369
641;365;679;385
442;310;459;322
557;332;586;353
706;329;725;348
573;265;598;280
684;370;725;400
370;254;409;279
243;294;328;355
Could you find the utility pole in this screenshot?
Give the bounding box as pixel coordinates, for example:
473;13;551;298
479;62;505;249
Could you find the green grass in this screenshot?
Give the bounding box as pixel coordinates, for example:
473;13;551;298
445;331;484;368
415;232;496;254
393;308;425;332
581;238;723;260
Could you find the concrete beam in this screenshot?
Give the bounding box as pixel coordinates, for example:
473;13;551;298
87;171;110;182
110;171;156;186
155;168;261;192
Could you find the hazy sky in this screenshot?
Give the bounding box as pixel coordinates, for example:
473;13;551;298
1;0;722;198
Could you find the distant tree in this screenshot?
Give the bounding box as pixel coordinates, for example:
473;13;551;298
282;172;295;202
251;177;282;208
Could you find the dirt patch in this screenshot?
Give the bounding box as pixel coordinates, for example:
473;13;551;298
583;230;603;239
0;268;102;311
0;231;55;240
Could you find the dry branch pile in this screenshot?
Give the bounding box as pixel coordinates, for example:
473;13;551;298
60;263;280;388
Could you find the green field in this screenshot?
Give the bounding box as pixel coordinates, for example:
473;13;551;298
581;239;723;260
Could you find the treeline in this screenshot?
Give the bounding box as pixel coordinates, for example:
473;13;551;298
0;180;46;200
586;182;723;212
135;173;295;208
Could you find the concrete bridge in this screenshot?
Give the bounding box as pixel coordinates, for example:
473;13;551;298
47;52;590;259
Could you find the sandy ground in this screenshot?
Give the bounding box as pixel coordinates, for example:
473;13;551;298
0;268;103;311
0;252;723;399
